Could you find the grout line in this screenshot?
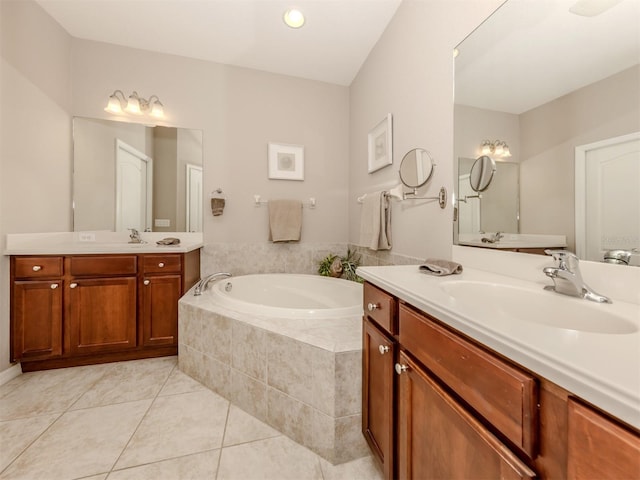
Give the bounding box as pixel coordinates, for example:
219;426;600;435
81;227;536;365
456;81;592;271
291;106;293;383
106;358;178;474
214;399;232;480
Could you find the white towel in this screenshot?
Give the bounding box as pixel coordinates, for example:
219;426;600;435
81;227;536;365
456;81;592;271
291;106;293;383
268;199;302;242
359;192;391;251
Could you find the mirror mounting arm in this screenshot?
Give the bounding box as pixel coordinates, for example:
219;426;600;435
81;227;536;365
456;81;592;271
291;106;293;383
403;186;448;209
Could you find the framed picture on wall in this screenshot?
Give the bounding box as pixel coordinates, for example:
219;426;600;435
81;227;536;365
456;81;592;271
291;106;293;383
268;142;304;181
367;113;393;173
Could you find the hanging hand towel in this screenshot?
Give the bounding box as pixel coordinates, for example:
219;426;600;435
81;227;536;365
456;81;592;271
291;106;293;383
419;258;463;276
268;199;302;242
359;192;391;251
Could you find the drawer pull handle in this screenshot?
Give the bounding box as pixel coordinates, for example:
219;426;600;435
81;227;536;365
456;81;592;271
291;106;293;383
379;345;390;355
144;279;150;285
32;265;42;272
50;283;58;289
70;283;78;289
158;262;165;268
367;303;380;312
395;363;409;375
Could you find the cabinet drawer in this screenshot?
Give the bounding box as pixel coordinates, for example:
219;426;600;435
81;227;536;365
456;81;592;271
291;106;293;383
363;282;397;335
143;254;182;274
399;304;538;457
14;257;63;279
70;255;137;276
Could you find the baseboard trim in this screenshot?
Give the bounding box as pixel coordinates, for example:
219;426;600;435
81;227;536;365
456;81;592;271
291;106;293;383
0;363;22;386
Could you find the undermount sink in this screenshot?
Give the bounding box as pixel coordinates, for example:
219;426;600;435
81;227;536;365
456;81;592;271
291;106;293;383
440;281;638;335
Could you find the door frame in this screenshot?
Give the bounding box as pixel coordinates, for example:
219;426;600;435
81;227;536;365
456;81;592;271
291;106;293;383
115;139;153;232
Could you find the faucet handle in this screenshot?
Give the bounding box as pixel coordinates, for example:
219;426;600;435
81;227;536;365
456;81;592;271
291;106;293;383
545;249;579;271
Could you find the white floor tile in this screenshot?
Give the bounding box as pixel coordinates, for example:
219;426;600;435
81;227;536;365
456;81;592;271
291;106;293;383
0;414;60;472
158;367;207;397
223;405;280;447
108;450;219;480
114;390;229;470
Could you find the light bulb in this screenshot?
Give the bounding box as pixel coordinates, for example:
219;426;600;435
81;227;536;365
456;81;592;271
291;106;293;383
150;101;164;118
283;8;305;28
502;145;512;157
125;94;142;114
104;95;122;114
494;143;504;156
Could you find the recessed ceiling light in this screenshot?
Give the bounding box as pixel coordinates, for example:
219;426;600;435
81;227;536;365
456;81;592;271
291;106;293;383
569;0;622;17
283;8;305;28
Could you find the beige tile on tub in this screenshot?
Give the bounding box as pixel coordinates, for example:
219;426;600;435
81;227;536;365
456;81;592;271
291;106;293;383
0;399;151;480
0;414;60;472
108;450;220;480
114;390;229;470
231;321;267;381
217;436;323;480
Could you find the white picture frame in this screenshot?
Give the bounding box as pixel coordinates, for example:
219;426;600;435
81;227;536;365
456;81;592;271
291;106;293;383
268;143;305;181
367;113;393;173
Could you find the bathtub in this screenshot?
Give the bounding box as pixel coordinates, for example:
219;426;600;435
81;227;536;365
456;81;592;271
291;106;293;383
178;273;369;464
209;273;363;318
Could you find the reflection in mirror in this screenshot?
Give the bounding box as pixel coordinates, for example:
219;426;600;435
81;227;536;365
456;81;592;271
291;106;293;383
458;157;519;235
453;0;639;259
399;148;434;188
73;117;203;233
468;155;495;192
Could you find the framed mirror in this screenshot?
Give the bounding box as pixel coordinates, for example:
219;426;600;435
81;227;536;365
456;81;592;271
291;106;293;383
73;117;203;233
399;148;435;188
453;0;639;258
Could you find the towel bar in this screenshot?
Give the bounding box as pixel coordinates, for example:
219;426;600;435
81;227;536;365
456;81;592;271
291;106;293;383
254;195;316;208
357;187;447;209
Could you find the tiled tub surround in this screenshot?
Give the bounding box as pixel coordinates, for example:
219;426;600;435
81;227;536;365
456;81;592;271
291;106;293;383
200;242;423;277
178;289;369;465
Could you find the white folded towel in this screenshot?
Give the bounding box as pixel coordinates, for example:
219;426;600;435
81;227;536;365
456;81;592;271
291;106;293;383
268;200;302;242
359;192;391;251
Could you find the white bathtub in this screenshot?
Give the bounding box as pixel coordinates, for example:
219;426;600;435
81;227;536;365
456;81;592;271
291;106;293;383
208;273;363;318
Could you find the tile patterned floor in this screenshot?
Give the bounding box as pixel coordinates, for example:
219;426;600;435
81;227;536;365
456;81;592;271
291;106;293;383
0;357;383;480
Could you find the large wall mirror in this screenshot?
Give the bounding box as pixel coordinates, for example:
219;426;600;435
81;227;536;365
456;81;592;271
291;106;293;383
73;117;203;233
453;0;639;261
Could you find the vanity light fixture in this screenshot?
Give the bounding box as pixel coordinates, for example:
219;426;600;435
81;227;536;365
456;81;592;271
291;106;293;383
283;8;305;28
480;140;512;158
104;90;165;118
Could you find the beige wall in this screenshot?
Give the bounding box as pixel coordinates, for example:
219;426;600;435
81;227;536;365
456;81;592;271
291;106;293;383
348;0;504;260
71;39;351;245
520;65;640;251
1;0;73;372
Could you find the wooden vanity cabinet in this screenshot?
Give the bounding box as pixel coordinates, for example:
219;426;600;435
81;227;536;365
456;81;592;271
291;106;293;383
11;257;64;361
140;254;183;347
10;250;200;371
362;283;397;478
361;281;640;480
67;255;138;355
396;350;535;479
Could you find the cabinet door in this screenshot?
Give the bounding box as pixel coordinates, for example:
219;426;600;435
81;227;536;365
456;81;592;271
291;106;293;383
568;399;640;479
362;317;395;479
68;277;137;354
396;351;535;480
141;274;181;346
12;280;62;361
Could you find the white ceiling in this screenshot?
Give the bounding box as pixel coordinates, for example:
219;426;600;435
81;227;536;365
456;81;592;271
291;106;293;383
35;0;402;86
455;0;640;114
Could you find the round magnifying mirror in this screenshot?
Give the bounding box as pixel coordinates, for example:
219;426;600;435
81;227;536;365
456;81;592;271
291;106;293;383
469;155;496;192
399;148;435;188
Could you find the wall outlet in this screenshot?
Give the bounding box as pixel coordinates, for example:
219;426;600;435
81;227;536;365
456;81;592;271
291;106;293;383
155;219;171;227
78;233;96;242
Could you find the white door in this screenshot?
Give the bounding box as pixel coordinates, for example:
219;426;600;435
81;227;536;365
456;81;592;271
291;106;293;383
458;173;481;234
186;164;203;232
116;140;153;232
576;133;640;261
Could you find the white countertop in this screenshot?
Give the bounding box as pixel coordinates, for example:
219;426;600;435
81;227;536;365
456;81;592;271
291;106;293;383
357;264;640;430
4;232;203;255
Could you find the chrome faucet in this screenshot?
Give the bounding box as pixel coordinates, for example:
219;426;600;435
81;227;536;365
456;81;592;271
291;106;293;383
128;228;143;244
542;250;611;303
481;232;504;244
193;272;232;296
